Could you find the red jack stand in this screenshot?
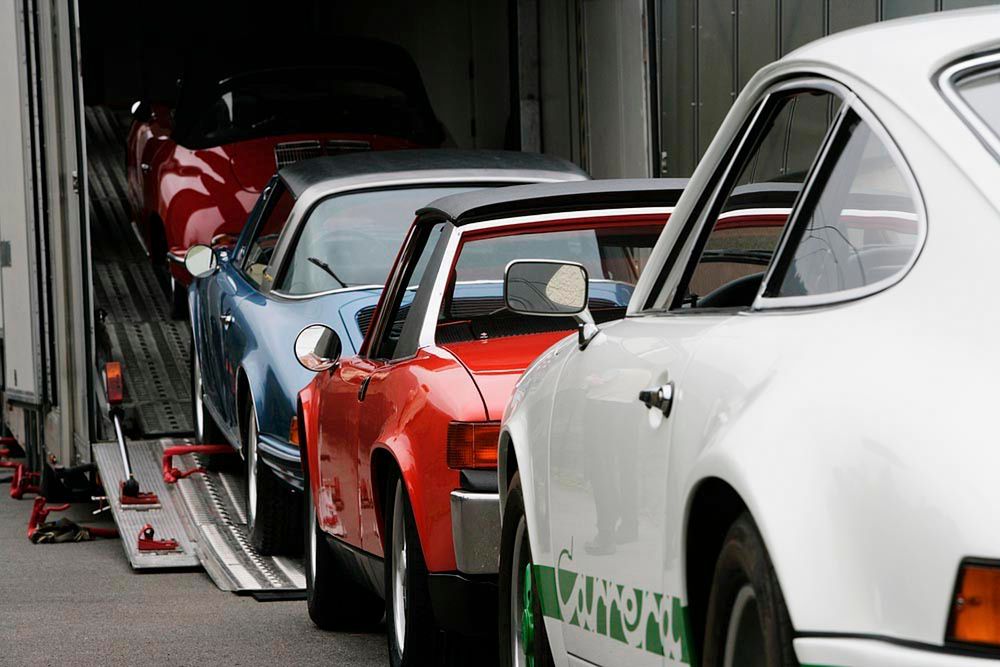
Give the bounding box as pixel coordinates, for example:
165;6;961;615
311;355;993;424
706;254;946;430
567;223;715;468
10;464;40;500
161;444;233;484
137;523;179;552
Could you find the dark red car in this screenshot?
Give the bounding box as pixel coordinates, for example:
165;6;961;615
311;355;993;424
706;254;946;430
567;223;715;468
294;179;686;664
126;39;444;315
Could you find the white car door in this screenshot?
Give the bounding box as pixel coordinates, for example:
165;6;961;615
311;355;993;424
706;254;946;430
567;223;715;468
545;81;852;665
546;315;718;666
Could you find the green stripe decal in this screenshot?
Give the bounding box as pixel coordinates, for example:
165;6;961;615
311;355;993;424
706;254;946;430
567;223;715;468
532;560;692;664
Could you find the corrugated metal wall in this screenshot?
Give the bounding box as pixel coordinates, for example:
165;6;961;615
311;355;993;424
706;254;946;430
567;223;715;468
657;0;1000;176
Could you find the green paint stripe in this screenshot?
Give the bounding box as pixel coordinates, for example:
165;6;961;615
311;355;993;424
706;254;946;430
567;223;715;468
533;564;563;621
531;564;692;664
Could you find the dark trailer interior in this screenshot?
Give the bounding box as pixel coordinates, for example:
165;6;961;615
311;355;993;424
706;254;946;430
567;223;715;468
79;0;515;441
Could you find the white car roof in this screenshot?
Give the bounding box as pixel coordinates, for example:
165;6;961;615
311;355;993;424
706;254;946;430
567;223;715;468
781;7;1000;91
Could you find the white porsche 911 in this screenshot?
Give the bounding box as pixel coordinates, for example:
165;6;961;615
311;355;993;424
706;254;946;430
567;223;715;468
497;8;1000;667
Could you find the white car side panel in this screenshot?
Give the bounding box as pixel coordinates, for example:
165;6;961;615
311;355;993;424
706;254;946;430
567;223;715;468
794;637;1000;666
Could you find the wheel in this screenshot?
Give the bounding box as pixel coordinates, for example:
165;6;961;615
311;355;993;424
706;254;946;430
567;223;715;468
499;471;553;667
702;512;798;667
303;452;382;629
191;348;223;444
384;471;438;666
244;401;300;555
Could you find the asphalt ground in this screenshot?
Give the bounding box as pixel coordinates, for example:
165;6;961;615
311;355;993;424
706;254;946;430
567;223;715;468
0;477;386;666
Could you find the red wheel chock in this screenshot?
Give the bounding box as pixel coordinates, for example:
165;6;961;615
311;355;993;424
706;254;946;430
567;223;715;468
137;523;179;552
161;445;233;484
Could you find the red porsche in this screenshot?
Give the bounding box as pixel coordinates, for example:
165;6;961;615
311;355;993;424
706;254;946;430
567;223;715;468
294;178;685;663
126;39;444;316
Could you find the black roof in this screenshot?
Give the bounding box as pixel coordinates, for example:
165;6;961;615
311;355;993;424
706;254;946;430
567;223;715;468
417;178;689;225
278;150;588;198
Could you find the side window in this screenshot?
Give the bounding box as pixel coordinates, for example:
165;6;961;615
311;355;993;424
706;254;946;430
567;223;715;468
243;184;294;289
766;112;919;298
678;90;839;310
370;222;446;360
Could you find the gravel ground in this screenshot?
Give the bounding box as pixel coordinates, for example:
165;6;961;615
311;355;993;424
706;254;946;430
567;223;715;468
0;481;387;666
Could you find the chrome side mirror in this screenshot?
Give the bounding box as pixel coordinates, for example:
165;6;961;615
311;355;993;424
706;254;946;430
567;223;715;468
504;260;589;316
504;259;600;350
295;324;342;372
184;244;217;279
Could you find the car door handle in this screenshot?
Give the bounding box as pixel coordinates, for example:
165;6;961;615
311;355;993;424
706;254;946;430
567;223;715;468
219;312;233;329
639;383;674;417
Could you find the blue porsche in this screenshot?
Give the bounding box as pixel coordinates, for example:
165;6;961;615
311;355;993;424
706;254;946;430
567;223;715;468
184;150;587;554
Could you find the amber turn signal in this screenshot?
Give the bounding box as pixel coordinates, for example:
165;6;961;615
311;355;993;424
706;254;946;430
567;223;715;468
105;362;124;406
948;562;1000;647
289;415;299;448
446;421;500;470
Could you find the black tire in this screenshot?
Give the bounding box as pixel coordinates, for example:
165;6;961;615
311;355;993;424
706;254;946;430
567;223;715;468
499;471;553;667
169;275;188;320
244;401;300;555
702;512;798;667
384;470;438;666
303;449;383;630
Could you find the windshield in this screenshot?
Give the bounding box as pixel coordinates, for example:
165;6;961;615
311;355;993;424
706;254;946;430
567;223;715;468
188;68;440;147
277;186;481;294
956;66;1000;149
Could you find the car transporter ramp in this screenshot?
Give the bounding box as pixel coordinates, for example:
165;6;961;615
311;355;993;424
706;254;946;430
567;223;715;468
87;106;304;598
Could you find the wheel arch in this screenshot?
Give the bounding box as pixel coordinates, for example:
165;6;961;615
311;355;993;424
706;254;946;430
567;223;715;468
369;445;401;549
683;476;749;656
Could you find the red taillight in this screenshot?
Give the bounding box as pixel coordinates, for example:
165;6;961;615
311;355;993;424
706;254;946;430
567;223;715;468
446;421;500;470
105;362;124;405
289;415;299;448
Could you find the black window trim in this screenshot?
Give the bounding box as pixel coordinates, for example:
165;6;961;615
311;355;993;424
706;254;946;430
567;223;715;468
661;78;849;313
237;178;291;290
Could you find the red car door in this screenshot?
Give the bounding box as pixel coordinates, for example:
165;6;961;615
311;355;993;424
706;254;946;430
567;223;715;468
315;358;379;545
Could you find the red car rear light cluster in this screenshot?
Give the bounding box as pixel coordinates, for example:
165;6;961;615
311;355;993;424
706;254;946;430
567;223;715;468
446;421;500;470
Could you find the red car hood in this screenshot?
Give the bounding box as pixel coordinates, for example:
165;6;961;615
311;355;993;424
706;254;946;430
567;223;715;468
440;331;573;421
222;133;420;193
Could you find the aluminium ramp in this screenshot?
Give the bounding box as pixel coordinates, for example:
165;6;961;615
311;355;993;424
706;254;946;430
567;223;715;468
171;447;306;595
92;440;200;569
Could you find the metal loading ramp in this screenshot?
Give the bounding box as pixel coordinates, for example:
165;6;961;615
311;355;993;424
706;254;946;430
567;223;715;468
171;446;306;595
92;440;200;569
93;439;305;596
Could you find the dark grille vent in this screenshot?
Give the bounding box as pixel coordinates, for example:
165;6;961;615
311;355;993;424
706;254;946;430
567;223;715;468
274;140;372;170
356;305;376;337
274;140;322;169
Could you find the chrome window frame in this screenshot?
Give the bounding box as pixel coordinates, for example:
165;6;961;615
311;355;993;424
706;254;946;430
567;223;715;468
939;51;1000;164
753;84;927;310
